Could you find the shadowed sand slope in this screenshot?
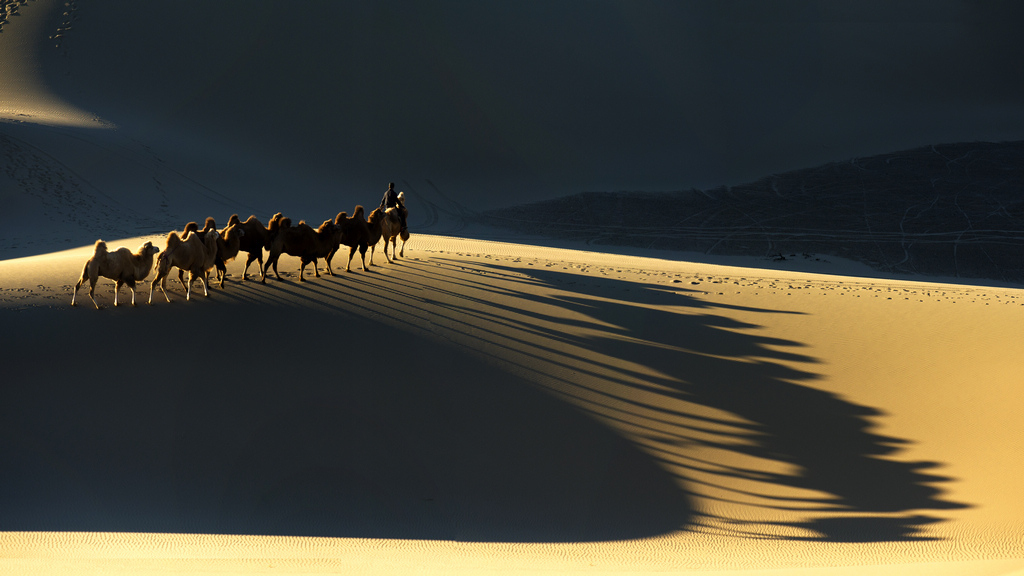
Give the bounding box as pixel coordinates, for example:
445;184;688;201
1;236;1023;574
0;293;687;542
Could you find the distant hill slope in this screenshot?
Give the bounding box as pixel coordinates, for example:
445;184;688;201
483;141;1024;284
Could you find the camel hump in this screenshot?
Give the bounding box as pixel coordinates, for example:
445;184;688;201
94;239;108;255
165;231;182;249
227;213;241;226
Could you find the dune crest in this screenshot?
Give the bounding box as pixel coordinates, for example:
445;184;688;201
0;0;109;128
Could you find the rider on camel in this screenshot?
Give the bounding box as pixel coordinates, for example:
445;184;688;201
379;182;407;232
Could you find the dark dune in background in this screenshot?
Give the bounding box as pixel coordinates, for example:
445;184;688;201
21;1;1024;200
2;0;1023;284
483;141;1024;285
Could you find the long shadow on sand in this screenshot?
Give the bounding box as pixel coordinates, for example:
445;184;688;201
0;303;685;542
0;255;966;543
448;261;968;542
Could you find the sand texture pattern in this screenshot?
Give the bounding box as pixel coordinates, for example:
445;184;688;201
1;236;1023;574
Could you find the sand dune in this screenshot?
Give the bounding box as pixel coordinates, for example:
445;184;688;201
1;235;1023;574
3;1;1024;573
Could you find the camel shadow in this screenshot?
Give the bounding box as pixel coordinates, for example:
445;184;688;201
412;260;968;542
0;254;967;543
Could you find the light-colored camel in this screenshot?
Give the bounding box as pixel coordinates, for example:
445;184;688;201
149;227;220;303
381;202;409;263
71;240;160;309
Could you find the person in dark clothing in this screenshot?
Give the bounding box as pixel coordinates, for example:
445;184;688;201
379;182;407;232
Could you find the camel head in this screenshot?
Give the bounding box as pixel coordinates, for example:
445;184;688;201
138;241;160;258
155;249;172;275
221;223;245;241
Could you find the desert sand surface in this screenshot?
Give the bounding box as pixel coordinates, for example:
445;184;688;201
1;234;1023;575
3;1;1024;573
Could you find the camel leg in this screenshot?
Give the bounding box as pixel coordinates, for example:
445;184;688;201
312;258;322;278
359;245;367;270
399;238;406;258
243;252;258;281
127;280;137;306
323;256;334;277
217;261;227;288
114;280;123;307
177;268;190;294
346;246;356;272
367;245;375;267
264;252;280;283
71;279;83;307
151;275;171;304
88;280;100;310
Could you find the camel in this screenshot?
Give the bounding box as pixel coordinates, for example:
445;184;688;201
327;205;371;272
223;213;272;282
365;207;386;266
179;217;217;238
209;220;246;288
149;227;220;303
263;216;344;282
71;240;160;309
380;199;409;263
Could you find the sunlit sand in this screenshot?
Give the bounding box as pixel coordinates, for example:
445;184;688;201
1;235;1022;574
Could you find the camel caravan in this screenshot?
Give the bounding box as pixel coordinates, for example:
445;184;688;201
71;189;410;309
